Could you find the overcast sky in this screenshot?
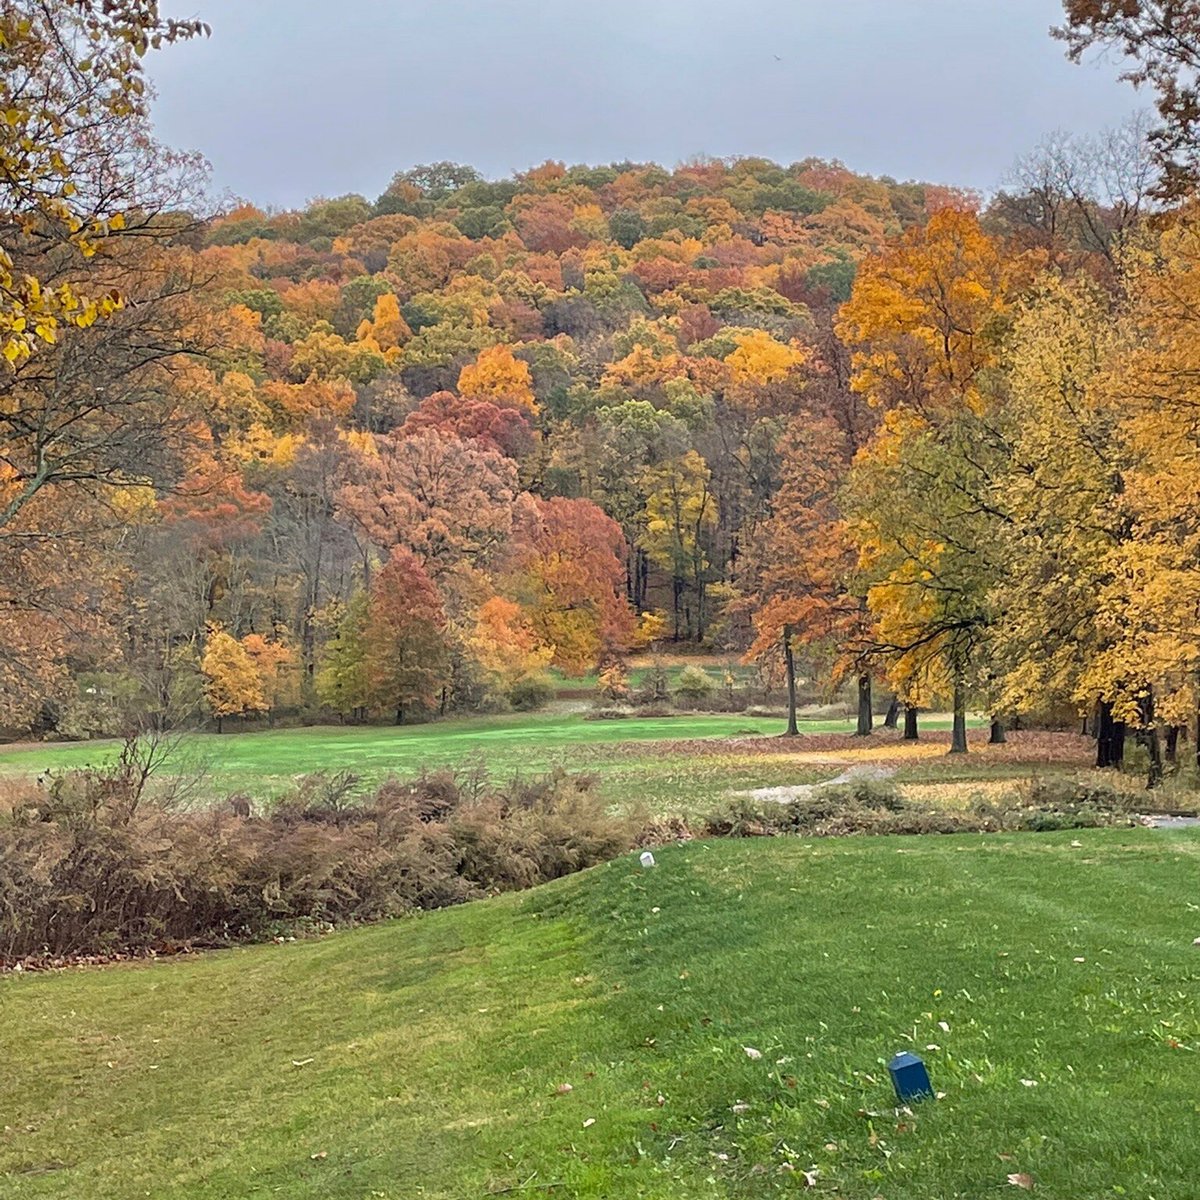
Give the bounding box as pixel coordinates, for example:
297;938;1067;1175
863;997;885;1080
149;0;1141;210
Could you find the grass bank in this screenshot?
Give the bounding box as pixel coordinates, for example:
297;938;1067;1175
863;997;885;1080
3;828;1199;1197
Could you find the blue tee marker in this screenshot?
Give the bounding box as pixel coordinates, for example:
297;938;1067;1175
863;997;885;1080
888;1051;933;1102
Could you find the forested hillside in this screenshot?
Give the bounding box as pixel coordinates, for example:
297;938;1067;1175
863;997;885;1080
1;149;969;731
2;0;1193;767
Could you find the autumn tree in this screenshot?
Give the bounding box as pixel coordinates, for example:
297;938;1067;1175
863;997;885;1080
402;391;536;460
338;428;517;577
837;209;1013;748
467;596;554;704
639;450;718;641
987;275;1124;759
1076;210;1200;779
745;418;871;736
506;494;633;673
0;0;205;362
365;547;449;723
315;591;370;721
1057;1;1200;198
241;632;297;724
201;627;267;732
457;344;538;413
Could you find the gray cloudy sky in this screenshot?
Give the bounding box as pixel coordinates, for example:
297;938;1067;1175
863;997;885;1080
150;0;1140;210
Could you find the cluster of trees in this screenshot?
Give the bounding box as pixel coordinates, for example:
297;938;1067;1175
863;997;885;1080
8;0;1200;778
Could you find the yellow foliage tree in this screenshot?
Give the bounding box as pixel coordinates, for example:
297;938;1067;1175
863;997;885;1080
201;627;267;732
241;632;297;722
467;596;554;702
0;2;205;362
457;344;538;413
723;329;807;388
355;292;411;353
837;207;1011;418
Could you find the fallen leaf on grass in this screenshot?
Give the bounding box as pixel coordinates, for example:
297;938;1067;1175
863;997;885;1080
582;1117;595;1128
743;1046;762;1060
292;1058;314;1067
310;1151;327;1162
555;1083;573;1095
1007;1172;1035;1189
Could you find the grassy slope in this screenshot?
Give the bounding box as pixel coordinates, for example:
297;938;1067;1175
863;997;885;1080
3;828;1200;1198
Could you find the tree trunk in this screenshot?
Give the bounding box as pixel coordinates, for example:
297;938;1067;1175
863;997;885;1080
1096;700;1115;768
217;715;224;734
783;624;798;737
1142;692;1163;788
395;703;404;726
1096;700;1128;768
903;705;919;740
1196;686;1200;770
949;673;968;754
1166;725;1180;765
855;673;873;736
989;716;1006;744
883;696;900;729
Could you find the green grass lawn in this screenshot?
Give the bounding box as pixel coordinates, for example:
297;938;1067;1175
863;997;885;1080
0;711;981;813
3;828;1199;1198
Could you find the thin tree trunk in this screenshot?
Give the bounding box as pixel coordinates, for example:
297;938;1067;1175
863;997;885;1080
989;716;1006;744
949;673;968;754
903;705;919;740
1166;725;1179;765
1196;685;1200;770
1096;700;1115;768
783;624;798;737
1142;692;1163;788
883;696;900;729
217;715;223;734
855;673;873;736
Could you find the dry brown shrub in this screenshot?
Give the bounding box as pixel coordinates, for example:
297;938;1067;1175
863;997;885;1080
0;761;633;965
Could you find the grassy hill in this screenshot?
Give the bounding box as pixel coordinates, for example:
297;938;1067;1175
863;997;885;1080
3;828;1199;1198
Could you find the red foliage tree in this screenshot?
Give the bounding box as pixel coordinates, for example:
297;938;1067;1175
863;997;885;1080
365;546;449;723
506;494;634;673
401;392;536;459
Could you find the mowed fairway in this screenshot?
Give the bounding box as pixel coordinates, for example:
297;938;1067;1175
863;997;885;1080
3;829;1200;1198
0;711;989;814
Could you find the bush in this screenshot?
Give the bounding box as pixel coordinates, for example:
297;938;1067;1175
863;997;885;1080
816;776;904;811
586;705;635;720
0;758;632;965
675;665;717;703
690;771;1138;843
597;664;631;704
635;659;671;705
508;673;555;711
